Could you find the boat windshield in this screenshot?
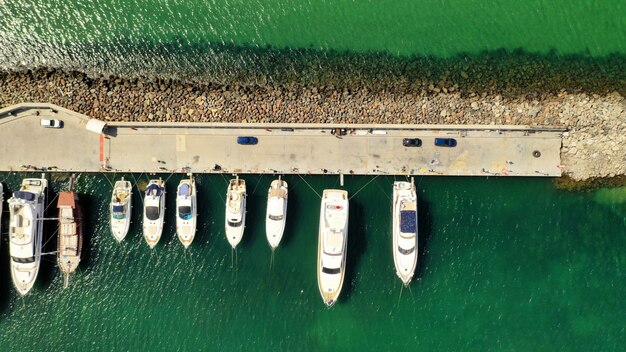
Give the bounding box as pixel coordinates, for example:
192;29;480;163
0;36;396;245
178;206;192;220
269;214;283;221
14;191;36;202
398;245;416;255
12;256;36;264
228;220;242;227
322;267;341;275
145;206;160;220
112;205;126;219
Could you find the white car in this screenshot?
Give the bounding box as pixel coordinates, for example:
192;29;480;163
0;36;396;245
40;119;63;128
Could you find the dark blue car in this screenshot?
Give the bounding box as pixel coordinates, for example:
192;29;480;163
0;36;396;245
237;136;258;145
434;138;457;147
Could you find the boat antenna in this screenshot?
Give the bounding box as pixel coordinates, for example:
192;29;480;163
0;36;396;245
63;273;69;289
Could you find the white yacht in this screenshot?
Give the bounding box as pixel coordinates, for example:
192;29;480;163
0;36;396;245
317;189;349;307
110;178;132;242
143;178;166;249
392;180;418;286
176;175;197;248
8;176;47;296
225;177;246;249
265;178;288;250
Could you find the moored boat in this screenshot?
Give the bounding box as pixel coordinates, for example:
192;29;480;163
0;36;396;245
225;177;246;249
176;175;197;248
143;178;166;249
317;189;349;307
57;175;83;288
265;178;288;250
8;175;47;296
110;178;132;242
392;180;418;286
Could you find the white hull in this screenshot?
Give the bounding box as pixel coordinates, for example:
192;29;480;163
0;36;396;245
317;189;349;307
143;179;166;249
265;179;288;249
110;178;132;242
8;177;47;296
225;178;246;249
176;178;197;248
392;181;418;286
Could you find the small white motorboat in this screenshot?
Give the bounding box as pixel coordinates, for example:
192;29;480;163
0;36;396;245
225;177;246;249
392;180;418;286
143;178;166;249
176;175;197;248
110;178;132;242
265;178;288;250
317;189;349;307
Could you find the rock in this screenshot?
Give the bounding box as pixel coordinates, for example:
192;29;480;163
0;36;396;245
471;102;479;110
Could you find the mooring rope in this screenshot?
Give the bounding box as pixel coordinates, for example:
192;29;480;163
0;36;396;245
349;174;380;200
297;174;321;199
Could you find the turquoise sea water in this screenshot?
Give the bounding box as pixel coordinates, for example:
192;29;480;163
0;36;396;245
0;173;624;351
1;1;624;88
1;2;625;350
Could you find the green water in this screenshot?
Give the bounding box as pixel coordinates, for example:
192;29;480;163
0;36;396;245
2;0;624;56
1;1;625;89
0;173;624;351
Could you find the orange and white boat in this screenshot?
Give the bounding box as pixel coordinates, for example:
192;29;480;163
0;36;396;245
57;175;83;288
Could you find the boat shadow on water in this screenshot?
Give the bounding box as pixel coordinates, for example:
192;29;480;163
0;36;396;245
279;184;298;248
36;187;59;293
342;199;366;303
0;221;11;314
76;194;95;274
415;197;434;281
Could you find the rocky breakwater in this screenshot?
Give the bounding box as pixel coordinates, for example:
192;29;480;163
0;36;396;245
0;69;624;181
560;92;626;180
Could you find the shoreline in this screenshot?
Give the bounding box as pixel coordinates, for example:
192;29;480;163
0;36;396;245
1;69;624;181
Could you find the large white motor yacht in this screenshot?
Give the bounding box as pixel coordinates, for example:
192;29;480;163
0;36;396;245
392;180;418;286
317;189;349;307
265;178;288;250
225;177;246;249
8;176;47;296
143;178;166;249
176;176;197;248
110;178;132;242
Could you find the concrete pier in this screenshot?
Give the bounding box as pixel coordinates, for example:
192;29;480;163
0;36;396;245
0;103;565;176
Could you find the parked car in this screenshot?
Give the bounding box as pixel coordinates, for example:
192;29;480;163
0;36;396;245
237;136;258;145
434;138;457;147
40;119;63;128
402;138;422;147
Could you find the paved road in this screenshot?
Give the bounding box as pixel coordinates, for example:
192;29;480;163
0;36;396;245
0;104;564;177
